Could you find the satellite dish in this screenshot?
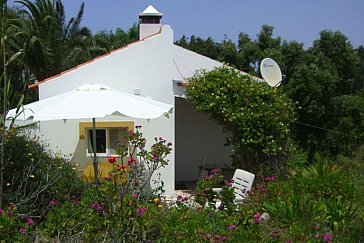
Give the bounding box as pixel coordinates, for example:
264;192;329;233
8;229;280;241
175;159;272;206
260;58;282;87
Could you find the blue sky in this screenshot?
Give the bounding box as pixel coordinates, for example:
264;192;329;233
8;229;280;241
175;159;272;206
10;0;364;48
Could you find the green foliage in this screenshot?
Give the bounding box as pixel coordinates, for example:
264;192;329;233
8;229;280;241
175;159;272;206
187;66;296;172
3;127;85;215
194;168;236;212
41;126;172;241
2;149;361;242
93;24;139;54
283;31;364;160
176;26;364;161
0;208;34;242
15;0;91;81
175;35;220;60
262;158;361;241
298;156;355;201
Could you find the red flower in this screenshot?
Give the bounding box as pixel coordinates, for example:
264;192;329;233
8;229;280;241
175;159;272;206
117;164;127;171
108;156;116;163
127;157;137;165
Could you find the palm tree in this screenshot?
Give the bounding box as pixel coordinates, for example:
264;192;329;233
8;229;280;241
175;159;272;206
15;0;91;81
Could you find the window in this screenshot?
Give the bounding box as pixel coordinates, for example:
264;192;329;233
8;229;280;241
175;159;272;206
79;121;134;157
87;127;128;156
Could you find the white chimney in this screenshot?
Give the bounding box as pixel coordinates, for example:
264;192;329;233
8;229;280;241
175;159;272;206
139;5;163;40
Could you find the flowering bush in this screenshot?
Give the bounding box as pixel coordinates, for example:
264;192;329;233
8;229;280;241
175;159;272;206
186;66;296;173
194;168;235;212
3;127;363;242
0;208;34;242
41;126;172;241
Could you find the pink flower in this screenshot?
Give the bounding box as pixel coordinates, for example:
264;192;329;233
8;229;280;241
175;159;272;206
131;192;138;199
90;202;104;212
271;230;281;238
253;213;261;224
211;168;222;174
27;217;34;226
215;235;227;241
176;195;189;202
264;175;275;181
247;190;254;196
136;207;144;216
224;179;233;187
108;156;116;163
136;207;148;217
322;234;333;243
0;209;4;214
314;234;319;239
229;225;236;230
49;199;59;206
20;228;27;234
7;211;13;217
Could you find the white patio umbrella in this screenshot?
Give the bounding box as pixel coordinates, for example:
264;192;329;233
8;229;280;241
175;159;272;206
6;84;173;183
7;84;173;121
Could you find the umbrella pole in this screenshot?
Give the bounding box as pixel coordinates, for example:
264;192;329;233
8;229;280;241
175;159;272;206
92;118;99;185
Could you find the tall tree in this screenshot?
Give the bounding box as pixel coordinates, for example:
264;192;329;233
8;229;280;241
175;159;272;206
175;35;220;60
15;0;91;81
91;24;139;56
354;46;364;92
284;32;364;160
0;0;24;209
218;38;238;66
310;30;359;95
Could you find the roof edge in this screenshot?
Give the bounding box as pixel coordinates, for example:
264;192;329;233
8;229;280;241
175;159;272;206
28;30;162;89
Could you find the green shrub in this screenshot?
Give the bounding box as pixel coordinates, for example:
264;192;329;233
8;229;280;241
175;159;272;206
261;157;362;242
0;208;34;242
194;168;236;212
297;156;355;201
186;66;296;174
40;126;172;242
3;127;85;215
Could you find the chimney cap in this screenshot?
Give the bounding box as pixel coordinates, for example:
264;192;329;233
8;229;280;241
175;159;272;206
139;5;163;17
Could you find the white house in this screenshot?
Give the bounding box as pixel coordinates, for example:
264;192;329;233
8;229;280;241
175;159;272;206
28;5;237;197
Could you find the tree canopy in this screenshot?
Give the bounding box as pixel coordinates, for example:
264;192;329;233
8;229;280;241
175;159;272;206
177;25;364;161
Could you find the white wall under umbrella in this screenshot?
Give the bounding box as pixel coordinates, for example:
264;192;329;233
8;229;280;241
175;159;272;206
7;84;173;183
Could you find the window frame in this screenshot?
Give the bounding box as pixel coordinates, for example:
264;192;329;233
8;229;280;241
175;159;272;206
79;121;134;157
